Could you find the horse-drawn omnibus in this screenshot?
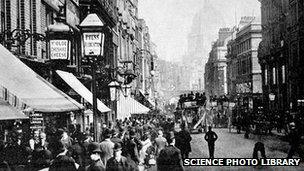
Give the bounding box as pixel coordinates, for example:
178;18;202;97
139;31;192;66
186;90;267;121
174;92;208;133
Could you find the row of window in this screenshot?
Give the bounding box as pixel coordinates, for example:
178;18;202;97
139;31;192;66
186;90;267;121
264;65;286;85
237;56;251;75
237;39;251;54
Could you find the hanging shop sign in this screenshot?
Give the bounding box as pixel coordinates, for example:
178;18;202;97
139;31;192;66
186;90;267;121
50;40;70;60
29;113;44;130
83;33;104;56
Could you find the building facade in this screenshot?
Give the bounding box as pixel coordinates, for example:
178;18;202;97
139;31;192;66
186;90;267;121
227;17;262;108
205;28;234;98
259;0;304;118
258;0;290;116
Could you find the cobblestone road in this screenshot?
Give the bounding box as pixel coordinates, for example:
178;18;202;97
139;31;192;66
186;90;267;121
186;128;303;171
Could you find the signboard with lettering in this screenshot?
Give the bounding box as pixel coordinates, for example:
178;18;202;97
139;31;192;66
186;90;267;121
183;101;197;108
83;33;104;56
30;113;44;130
50;40;69;60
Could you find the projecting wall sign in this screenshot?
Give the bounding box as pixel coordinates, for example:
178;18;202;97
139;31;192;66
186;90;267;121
50;40;70;60
83;33;104;56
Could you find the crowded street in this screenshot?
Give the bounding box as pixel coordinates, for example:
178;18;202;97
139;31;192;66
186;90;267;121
1;0;304;171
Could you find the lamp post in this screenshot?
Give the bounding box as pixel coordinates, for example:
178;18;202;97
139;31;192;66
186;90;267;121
46;6;73;87
122;84;132;97
109;81;120;101
108;81;120;121
79;10;105;141
46;6;73;62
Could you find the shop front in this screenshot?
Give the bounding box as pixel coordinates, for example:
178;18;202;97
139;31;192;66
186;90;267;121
56;70;111;132
0;99;29;143
117;90;150;120
0;44;84;139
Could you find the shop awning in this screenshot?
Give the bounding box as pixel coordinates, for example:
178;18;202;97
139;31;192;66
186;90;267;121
139;89;155;107
0;100;28;120
117;91;150;120
0;45;83;113
56;70;111;113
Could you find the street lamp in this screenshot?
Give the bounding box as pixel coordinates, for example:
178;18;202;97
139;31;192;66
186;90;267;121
108;81;120;101
122;84;132;97
269;93;275;101
79;10;105;141
46;6;73;61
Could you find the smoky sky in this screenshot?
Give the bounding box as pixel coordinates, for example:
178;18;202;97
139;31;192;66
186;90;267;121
138;0;261;62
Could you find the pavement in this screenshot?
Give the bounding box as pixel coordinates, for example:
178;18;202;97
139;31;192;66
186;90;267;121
185;128;304;171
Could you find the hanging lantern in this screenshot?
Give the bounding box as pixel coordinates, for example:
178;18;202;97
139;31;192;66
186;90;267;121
108;81;120;101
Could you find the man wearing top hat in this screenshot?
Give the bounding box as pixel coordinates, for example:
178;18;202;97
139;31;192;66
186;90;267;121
86;142;106;171
157;131;184;171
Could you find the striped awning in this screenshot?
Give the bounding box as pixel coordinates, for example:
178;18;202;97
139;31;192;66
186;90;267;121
56;70;111;113
117;91;150;120
0;44;83;113
139;89;155;107
0;100;28;120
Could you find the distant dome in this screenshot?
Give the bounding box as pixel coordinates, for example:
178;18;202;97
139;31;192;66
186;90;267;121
190;0;226;35
186;0;226;63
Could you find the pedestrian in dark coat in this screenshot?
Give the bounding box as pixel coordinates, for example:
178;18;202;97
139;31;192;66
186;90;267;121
106;143;138;171
71;137;85;167
177;124;192;159
49;140;77;171
204;126;218;158
124;130;140;164
287;122;301;158
253;142;266;159
4;134;29;168
30;146;52;171
157;131;184;171
85;142;106;171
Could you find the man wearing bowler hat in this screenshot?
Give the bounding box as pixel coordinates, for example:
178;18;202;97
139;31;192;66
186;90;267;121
86;142;106;171
157;131;184;171
106;143;135;171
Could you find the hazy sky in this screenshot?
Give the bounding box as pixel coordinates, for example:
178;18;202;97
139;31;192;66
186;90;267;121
138;0;261;62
